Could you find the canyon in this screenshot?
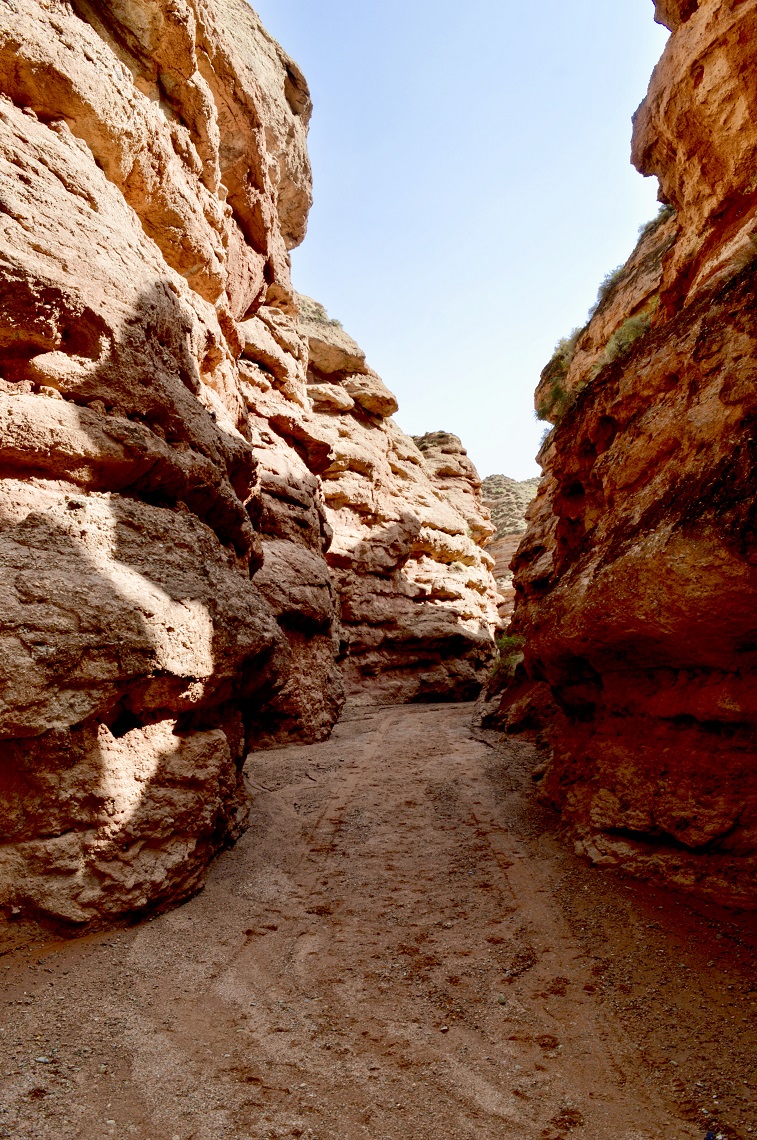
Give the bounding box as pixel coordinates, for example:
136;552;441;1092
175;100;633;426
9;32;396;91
0;0;756;1135
0;0;500;928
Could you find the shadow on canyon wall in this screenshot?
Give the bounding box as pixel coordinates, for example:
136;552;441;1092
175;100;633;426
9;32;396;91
0;279;285;927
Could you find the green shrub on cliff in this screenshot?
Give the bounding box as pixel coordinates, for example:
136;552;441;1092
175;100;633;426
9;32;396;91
598;295;658;369
488;633;525;695
550;328;583;374
535;327;584;422
535;377;569;423
604;310;652;362
536;218;670;425
637;201;676;242
588;264;625;318
297;294;344;328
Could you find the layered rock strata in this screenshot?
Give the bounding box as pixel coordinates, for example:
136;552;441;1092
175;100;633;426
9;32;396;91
0;0;341;926
510;0;757;907
301;312;500;703
0;0;499;925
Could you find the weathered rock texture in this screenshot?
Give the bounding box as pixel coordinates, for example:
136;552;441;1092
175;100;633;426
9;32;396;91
0;0;498;926
510;0;757;908
301;312;500;703
0;0;336;926
481;475;539;622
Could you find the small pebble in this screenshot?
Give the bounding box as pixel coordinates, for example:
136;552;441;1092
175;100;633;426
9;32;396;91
440;1025;449;1033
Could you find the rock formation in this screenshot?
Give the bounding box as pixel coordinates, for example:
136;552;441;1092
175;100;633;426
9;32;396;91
0;0;498;927
302;312;500;704
508;0;757;907
481;475;540;622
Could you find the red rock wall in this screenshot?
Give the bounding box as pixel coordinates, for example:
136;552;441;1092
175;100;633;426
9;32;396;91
509;0;757;907
0;0;499;926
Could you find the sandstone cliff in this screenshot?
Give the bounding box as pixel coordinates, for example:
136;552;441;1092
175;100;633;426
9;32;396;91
509;0;757;907
0;0;335;927
302;315;500;704
0;0;498;927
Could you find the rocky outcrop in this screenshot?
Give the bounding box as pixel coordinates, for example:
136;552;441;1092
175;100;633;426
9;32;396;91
300;311;500;704
413;432;495;546
0;0;499;926
481;475;540;622
0;0;343;926
509;0;757;908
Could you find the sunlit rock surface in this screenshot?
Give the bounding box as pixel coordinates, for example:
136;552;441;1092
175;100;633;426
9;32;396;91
302;312;500;705
0;0;499;925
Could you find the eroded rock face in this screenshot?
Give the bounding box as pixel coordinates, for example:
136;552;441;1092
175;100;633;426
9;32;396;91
0;0;500;925
300;310;500;704
0;0;338;926
510;0;757;907
634;0;757;310
653;0;700;30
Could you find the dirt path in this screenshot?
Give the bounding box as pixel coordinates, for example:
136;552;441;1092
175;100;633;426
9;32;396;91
1;703;755;1139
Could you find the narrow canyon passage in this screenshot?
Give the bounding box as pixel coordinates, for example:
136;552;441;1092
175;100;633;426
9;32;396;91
1;704;755;1140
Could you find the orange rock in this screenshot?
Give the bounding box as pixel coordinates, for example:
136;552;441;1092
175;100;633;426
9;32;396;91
633;0;757;308
300;317;501;704
510;0;757;908
0;0;500;925
0;0;322;926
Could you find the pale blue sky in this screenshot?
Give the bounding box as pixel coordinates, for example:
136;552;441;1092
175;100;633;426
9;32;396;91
251;1;669;478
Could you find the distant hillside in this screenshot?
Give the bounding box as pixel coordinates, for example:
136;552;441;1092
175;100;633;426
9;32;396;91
480;475;540;623
481;475;540;539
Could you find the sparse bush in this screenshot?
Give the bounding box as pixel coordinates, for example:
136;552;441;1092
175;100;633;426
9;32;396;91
588;264;625;319
488;633;525;695
497;633;524;657
550;328;583;372
535;377;569;423
602;297;658;365
535;372;590;425
637;202;676;242
604;312;651;362
584;207;674;325
535;213;673;424
297;295;344;328
535;327;584;423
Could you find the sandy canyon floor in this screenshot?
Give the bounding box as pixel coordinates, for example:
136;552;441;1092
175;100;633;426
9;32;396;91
1;703;756;1139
